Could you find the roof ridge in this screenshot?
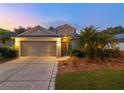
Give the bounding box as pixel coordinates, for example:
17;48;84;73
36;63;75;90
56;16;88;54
56;24;76;30
37;25;59;36
17;25;60;37
45;29;59;35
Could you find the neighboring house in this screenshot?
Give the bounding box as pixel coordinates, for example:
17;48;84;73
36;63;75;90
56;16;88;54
15;24;78;57
115;33;124;51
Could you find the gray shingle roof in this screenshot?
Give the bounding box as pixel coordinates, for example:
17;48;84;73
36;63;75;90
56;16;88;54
55;24;76;36
17;25;60;37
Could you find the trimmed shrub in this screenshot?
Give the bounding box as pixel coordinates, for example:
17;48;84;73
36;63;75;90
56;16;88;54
102;49;112;57
96;49;120;58
84;49;116;58
70;49;82;57
83;49;99;57
85;50;97;57
0;47;17;58
70;48;120;58
112;49;121;57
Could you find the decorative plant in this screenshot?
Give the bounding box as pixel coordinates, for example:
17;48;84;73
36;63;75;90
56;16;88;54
77;26;118;58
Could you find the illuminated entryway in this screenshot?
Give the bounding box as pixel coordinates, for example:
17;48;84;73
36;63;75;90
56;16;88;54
61;35;71;56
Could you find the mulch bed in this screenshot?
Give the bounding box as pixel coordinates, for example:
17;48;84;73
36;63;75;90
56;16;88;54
58;56;124;74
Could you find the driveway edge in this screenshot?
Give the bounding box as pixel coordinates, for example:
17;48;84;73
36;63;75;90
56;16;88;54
49;62;58;90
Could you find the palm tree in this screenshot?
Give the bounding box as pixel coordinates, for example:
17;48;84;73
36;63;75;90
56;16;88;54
97;32;117;50
77;26;117;57
77;26;99;52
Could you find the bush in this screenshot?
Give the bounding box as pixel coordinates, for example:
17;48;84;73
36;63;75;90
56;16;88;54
70;49;82;57
70;49;120;58
102;49;111;57
112;49;121;57
0;47;17;58
82;49;100;58
102;49;114;57
85;50;97;57
95;49;120;58
84;49;118;58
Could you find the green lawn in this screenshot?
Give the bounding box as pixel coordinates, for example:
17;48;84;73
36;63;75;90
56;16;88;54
56;70;124;90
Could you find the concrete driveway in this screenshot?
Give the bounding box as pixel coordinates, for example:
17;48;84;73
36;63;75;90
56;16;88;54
0;57;57;90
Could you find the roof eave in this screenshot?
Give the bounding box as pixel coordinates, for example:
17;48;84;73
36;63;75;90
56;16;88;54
15;35;61;37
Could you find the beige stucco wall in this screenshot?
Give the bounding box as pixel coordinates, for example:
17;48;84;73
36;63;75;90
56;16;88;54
15;37;61;57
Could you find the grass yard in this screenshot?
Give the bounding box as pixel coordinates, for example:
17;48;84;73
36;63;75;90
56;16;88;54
56;69;124;90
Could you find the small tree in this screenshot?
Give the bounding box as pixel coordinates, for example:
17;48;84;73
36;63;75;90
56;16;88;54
77;26;98;52
97;33;117;50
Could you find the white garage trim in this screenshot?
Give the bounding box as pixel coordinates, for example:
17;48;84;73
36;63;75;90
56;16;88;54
15;37;61;57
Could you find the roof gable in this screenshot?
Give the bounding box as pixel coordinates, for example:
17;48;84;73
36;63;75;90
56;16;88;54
17;25;59;37
56;24;76;31
55;24;76;36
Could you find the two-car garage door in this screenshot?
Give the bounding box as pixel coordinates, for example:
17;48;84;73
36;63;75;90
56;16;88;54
21;41;56;56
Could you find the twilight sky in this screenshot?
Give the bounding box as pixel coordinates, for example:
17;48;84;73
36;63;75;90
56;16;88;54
0;3;124;31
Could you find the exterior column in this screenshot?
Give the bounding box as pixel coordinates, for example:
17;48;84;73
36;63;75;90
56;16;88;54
56;38;61;57
15;38;21;56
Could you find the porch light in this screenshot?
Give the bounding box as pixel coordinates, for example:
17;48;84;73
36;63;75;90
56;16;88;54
62;36;69;42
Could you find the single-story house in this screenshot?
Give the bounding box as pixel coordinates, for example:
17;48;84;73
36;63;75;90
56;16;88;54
115;33;124;51
15;24;78;57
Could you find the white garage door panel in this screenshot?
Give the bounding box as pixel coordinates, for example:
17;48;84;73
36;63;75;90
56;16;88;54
21;41;56;56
